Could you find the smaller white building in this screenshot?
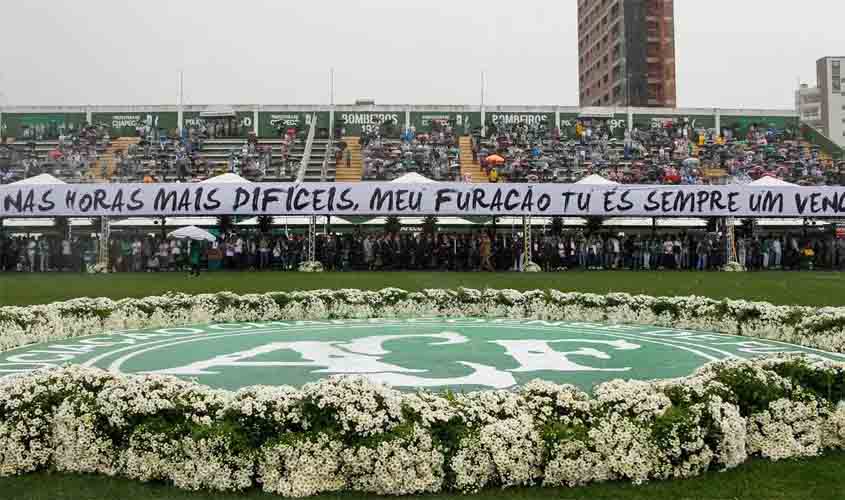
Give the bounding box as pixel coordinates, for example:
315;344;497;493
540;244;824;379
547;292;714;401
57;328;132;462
798;57;845;148
795;84;823;131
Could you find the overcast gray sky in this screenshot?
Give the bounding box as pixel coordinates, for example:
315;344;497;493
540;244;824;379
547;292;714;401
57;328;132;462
1;1;841;109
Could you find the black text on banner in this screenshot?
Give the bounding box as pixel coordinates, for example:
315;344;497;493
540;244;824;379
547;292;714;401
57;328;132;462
1;183;845;217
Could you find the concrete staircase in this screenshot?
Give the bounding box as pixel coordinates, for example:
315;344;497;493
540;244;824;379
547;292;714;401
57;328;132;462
703;167;729;185
459;136;487;183
799;139;833;163
94;137;140;180
334;137;363;182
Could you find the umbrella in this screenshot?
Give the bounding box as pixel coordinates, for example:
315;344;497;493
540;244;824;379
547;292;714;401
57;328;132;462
486;154;505;164
167;226;216;243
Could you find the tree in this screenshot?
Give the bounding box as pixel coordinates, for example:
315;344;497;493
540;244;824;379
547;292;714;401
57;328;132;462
257;215;273;235
584;216;605;236
422;215;438;236
384;215;401;236
550;216;564;237
217;215;234;236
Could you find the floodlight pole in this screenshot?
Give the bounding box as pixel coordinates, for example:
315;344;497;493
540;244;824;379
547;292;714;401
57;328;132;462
726;217;739;265
98;216;110;272
177;71;185;136
307;216;317;262
329;68;336;139
481;71;486;137
522;215;532;271
330;68;335;107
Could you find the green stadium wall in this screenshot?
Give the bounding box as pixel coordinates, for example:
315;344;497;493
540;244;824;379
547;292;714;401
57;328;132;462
1;112;87;140
336;110;404;136
409;111;480;134
183;111;255;138
2;105;811;145
90;111;178;137
257;111;329;137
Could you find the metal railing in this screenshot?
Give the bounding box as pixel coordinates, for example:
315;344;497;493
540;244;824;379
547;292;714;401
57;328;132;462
801;122;844;160
296;113;317;183
320;135;334;182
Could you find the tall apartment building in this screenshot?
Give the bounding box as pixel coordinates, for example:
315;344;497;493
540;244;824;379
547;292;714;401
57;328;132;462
816;57;845;147
577;0;677;108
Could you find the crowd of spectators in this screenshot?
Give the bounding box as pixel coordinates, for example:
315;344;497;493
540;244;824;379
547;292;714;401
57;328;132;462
112;127;207;183
0;126;108;184
3;115;842;187
113;126;280;183
2;121;298;185
360;120;463;181
472;119;844;186
3;228;843;274
0;234;96;272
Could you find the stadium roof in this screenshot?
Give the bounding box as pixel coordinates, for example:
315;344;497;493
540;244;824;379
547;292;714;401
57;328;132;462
10;173;66;185
391;173;437;184
750;176;797;187
201;173;251;184
576;174;618;185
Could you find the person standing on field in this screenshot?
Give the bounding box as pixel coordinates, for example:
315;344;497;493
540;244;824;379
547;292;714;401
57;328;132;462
189;240;202;278
480;234;494;272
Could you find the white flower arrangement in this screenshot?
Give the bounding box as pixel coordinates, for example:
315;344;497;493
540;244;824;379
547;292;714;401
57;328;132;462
523;262;542;273
297;261;324;273
86;263;109;275
259;435;346;497
2;288;845;355
0;356;841;497
722;261;746;272
2;289;845;496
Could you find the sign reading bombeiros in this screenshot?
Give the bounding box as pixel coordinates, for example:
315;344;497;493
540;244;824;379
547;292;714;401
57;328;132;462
1;182;844;217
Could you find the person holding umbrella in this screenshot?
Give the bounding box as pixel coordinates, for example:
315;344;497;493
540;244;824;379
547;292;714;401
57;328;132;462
167;226;215;278
485;153;505;176
189;239;202;278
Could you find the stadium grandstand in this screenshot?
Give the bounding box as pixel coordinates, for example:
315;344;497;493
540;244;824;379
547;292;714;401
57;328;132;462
2;105;843;186
3;103;845;276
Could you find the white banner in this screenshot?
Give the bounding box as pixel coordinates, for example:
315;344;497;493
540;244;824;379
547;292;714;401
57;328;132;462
1;182;844;217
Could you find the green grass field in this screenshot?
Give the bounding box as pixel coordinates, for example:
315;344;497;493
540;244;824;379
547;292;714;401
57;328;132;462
2;270;844;307
3;452;844;500
3;270;845;499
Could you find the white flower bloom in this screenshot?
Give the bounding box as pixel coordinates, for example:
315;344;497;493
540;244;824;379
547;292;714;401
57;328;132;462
341;424;445;495
258;435;345;497
747;398;823;461
451;415;544;492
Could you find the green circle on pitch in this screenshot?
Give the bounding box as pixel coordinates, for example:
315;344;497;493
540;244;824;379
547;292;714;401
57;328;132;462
3;319;843;392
